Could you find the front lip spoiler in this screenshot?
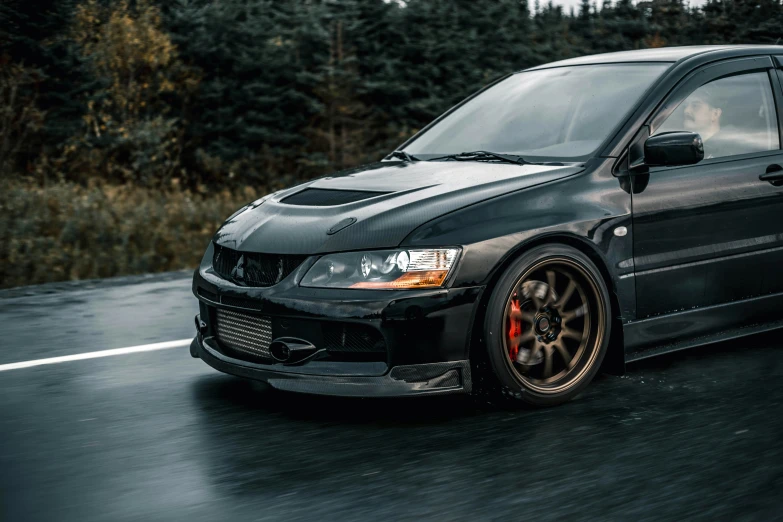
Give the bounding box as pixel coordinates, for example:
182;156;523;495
191;335;471;397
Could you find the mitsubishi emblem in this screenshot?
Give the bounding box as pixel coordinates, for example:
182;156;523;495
230;255;245;281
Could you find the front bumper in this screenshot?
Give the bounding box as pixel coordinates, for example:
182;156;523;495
191;334;472;397
192;257;484;397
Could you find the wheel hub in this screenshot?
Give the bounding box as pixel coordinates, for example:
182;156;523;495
535;316;550;333
534;307;562;343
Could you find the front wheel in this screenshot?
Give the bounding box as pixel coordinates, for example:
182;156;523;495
482;244;612;407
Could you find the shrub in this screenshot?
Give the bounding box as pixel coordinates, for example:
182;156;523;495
67;0;199;187
0;180;261;288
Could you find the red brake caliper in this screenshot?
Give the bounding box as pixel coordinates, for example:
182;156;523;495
508;296;523;361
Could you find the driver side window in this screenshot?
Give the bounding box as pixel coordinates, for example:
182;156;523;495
654;72;780;160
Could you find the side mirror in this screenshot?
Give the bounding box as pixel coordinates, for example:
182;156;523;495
644;131;704;167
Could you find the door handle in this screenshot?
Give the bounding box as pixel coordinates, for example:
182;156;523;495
759;164;783;186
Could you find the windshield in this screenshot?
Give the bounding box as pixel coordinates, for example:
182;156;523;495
403;64;669;161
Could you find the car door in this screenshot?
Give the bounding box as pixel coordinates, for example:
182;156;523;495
631;56;783;326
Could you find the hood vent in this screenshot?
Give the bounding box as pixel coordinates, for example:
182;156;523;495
282;188;388;206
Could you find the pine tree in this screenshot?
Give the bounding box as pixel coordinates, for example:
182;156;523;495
0;0;92;169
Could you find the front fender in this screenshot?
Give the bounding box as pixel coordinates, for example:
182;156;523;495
402;161;637;322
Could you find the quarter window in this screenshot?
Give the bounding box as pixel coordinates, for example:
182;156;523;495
655;72;780;160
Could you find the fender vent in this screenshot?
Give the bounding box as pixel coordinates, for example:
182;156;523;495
282;188;388;206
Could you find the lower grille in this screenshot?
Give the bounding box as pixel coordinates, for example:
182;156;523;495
215;308;273;362
211;307;387;364
323;323;386;353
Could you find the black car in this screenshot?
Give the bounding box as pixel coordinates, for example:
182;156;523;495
190;45;783;406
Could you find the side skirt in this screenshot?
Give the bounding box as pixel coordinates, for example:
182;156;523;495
623;291;783;362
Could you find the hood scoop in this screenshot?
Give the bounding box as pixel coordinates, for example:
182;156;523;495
282;188;389;206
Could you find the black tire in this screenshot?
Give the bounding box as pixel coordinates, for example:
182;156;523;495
479;244;612;407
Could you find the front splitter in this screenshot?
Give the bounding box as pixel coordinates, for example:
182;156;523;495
191;335;471;397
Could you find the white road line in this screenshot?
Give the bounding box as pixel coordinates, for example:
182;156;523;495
0;339;193;372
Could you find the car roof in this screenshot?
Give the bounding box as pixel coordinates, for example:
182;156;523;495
525;45;783;70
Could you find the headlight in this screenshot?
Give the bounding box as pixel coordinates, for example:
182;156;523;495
300;248;460;289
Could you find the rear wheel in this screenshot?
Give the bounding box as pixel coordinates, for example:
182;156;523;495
481;244;611;407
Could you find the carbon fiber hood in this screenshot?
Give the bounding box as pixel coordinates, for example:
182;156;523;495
213;160;582;254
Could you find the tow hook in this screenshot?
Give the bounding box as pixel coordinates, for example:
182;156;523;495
194;314;208;335
269;337;323;364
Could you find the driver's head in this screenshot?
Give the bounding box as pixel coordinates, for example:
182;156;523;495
683;86;722;140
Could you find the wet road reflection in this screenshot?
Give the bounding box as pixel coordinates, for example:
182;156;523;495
184;336;782;520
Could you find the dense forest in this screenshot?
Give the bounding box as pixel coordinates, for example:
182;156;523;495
1;0;782;287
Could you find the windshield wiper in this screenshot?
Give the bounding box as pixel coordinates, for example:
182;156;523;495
428;151;530;165
385;150;420;162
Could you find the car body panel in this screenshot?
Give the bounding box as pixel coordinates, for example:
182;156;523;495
628;53;783;349
214;161;583;256
624;292;783;357
526;46;734;70
195;242;485;366
632;152;783;320
404;159;637;320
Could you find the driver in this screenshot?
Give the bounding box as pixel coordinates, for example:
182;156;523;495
682;85;739;159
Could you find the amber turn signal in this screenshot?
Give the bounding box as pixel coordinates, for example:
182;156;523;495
350;270;449;289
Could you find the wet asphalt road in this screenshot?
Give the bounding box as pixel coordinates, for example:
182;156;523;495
1;273;782;521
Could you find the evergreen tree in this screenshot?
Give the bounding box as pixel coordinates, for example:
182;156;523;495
0;0;92;168
4;0;783;188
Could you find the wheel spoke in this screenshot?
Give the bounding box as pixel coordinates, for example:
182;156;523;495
543;345;553;378
556;277;577;309
512;330;535;345
553;340;573;368
546;270;557;305
561;326;583;341
525;281;549;310
562;304;588;322
510;305;536;326
531;294;544;310
528;341;542;361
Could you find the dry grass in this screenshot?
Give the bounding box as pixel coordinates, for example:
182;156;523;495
0;180;262;289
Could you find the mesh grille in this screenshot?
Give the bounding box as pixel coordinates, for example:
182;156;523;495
215;308;273;362
282;188;388;206
323;323;386;353
212;244;306;287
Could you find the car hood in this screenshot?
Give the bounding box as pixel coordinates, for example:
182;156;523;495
214;160;582;254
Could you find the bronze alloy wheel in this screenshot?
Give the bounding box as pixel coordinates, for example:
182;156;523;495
482;244;611;406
